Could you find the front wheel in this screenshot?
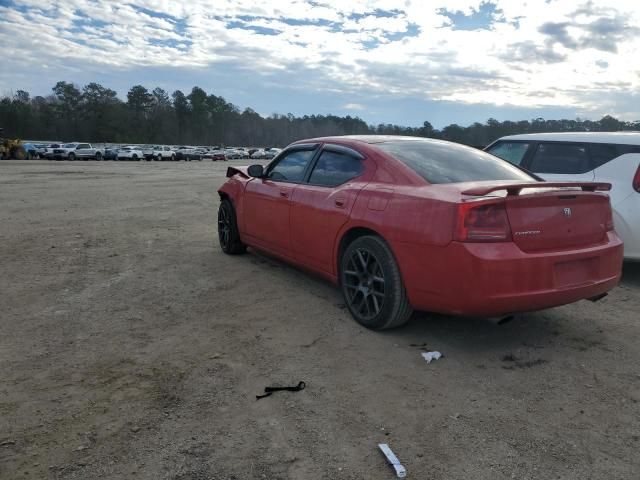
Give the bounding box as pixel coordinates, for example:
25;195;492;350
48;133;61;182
340;235;413;330
68;152;75;161
218;199;246;255
95;152;102;161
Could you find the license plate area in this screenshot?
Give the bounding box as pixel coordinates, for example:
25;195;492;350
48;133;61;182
554;257;598;287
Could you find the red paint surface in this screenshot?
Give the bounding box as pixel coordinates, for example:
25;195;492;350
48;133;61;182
218;137;623;317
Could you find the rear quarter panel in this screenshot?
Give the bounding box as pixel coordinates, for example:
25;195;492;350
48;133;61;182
593;153;640;205
333;183;459;287
593;153;640;259
352;184;458;247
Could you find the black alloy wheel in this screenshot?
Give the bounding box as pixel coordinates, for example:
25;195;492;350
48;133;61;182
218;199;246;254
343;247;386;321
340;235;413;330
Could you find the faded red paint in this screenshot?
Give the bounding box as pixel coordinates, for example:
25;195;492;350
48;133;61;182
218;137;623;317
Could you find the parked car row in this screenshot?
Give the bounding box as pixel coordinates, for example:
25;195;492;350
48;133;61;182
31;142;284;161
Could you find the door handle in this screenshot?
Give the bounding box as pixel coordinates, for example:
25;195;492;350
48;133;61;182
334;197;346;207
279;189;289;198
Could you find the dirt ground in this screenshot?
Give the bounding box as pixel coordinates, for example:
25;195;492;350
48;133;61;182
1;159;639;480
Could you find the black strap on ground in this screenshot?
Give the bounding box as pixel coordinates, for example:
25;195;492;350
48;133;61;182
256;381;306;400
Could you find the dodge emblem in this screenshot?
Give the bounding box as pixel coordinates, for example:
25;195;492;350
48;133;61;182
563;207;572;218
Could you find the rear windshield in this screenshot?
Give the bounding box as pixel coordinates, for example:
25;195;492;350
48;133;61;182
377;140;534;184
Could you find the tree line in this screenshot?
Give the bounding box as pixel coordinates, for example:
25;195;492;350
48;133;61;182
1;81;639;147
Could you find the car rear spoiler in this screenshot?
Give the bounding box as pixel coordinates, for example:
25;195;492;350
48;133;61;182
226;166;250;178
462;182;612;196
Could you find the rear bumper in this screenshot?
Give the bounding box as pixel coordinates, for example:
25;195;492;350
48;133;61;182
395;232;624;317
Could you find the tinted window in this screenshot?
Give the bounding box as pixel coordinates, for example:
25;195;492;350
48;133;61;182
78;144;90;149
529;143;590;174
589;143;621;169
377;140;533;184
309;150;363;186
487;142;529;165
267;149;315;182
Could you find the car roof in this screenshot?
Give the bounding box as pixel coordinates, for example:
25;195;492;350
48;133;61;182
293;135;459;146
496;131;640;145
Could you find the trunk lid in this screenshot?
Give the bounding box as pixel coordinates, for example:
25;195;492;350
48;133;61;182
505;190;610;252
459;181;612;252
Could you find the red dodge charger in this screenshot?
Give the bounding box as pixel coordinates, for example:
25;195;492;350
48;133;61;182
217;136;623;329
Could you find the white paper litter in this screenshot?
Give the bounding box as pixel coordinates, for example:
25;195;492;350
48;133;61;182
421;351;442;363
378;443;406;478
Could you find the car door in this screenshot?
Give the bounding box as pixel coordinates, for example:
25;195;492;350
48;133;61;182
242;146;317;257
289;145;370;274
526;142;594;182
76;143;92;157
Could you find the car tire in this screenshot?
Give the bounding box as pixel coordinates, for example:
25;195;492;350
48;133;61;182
95;152;102;161
218;199;246;255
156;155;162;161
171;155;176;161
340;235;413;330
133;154;138;161
68;152;75;161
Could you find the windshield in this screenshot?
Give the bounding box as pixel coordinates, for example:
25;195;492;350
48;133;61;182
377;139;534;184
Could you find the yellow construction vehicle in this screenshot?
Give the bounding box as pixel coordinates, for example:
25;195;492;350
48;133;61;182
0;128;27;160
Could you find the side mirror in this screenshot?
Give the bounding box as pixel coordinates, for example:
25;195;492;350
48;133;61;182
247;164;264;178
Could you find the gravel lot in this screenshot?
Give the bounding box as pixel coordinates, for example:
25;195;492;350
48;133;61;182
1;160;639;480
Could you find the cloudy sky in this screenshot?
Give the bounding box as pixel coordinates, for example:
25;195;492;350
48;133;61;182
1;0;639;127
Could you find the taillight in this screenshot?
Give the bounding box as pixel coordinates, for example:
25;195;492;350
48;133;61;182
454;200;512;242
633;164;640;193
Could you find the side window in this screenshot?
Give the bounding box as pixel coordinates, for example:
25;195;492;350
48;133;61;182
611;144;640;156
529;143;590;174
486;142;530;166
309;150;364;186
267;149;315;182
589;144;622;169
79;144;90;149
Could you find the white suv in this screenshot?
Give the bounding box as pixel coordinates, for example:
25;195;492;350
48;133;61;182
143;145;176;161
115;146;144;161
485;132;640;260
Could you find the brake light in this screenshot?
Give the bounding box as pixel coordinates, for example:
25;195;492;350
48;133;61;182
633;164;640;193
454;200;512;242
